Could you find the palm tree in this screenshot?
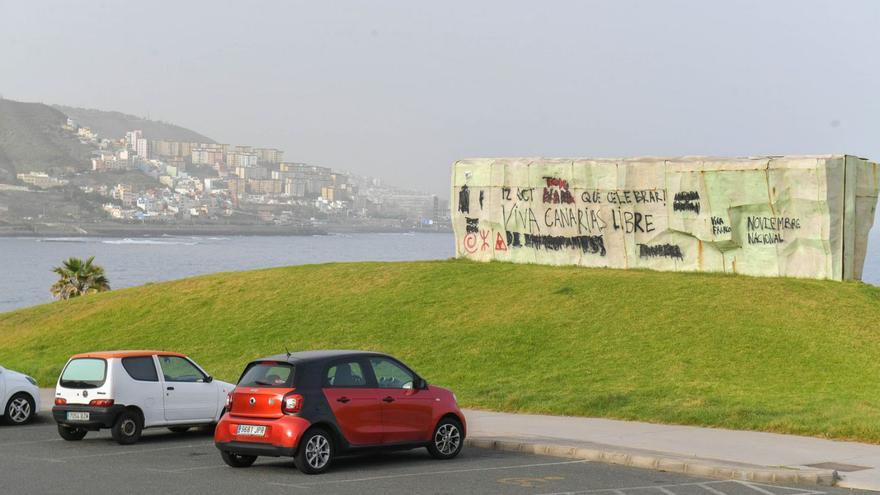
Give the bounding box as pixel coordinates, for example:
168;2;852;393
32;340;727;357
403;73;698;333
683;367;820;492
50;256;111;300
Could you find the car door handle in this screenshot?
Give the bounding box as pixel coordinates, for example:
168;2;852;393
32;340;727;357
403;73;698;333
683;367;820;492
382;396;395;403
166;386;174;391
336;397;350;403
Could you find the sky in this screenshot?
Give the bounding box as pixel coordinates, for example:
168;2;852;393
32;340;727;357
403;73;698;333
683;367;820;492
0;0;878;202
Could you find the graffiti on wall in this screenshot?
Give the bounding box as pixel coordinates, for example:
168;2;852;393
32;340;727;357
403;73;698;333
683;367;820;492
452;156;879;281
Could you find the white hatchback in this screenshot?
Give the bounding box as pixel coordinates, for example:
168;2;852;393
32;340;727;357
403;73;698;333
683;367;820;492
53;350;233;444
0;365;41;425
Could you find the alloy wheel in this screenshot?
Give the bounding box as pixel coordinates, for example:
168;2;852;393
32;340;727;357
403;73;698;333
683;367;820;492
8;397;32;423
434;423;461;455
305;434;330;469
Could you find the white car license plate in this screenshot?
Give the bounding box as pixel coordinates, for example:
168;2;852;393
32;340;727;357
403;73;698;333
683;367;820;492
67;412;89;421
236;425;266;436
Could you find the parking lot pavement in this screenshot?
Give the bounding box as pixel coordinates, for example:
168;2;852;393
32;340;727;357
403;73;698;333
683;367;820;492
0;417;871;495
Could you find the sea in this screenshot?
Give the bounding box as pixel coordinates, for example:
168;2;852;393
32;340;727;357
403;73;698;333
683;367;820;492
0;233;455;313
0;232;877;313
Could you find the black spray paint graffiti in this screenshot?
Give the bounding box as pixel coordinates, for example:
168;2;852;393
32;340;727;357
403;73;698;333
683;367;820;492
458;185;470;214
746;215;801;245
611;210;655;233
506;232;607;256
672;191;700;214
637;243;684;260
502;187;536;201
606;189;666;205
711;216;731;235
543;207;608;235
502;204;542;234
465;217;479;234
479;190;485;209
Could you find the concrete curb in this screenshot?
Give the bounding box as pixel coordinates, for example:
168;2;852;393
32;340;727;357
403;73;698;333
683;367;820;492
464;437;839;487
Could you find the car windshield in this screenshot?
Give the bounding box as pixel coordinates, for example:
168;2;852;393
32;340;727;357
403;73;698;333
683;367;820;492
60;358;107;389
238;362;295;388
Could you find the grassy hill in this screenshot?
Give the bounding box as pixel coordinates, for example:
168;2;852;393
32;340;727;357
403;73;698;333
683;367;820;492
0;99;93;180
54;105;214;143
2;260;879;442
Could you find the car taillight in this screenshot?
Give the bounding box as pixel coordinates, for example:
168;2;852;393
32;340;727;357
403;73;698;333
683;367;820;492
226;392;234;409
88;399;115;407
282;393;303;414
55;398;67;406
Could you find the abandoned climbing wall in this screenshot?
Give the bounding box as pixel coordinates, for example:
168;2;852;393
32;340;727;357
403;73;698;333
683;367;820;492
451;155;879;280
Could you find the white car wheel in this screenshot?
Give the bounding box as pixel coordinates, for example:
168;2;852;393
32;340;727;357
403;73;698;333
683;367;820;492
6;394;35;424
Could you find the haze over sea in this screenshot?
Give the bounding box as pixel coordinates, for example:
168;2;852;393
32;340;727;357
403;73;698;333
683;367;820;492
1;232;877;314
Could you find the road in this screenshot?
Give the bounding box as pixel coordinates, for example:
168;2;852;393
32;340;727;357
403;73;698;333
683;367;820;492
0;417;868;495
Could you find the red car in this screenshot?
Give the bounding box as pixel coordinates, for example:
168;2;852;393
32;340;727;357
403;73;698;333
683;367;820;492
214;350;465;474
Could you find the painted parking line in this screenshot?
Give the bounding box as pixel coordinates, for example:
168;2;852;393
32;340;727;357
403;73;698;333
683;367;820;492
535;480;826;495
268;459;590;489
145;464;229;474
740;483;784;495
699;483;733;495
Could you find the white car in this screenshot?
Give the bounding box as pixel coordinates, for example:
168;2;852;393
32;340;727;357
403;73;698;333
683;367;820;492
53;350;233;444
0;365;41;425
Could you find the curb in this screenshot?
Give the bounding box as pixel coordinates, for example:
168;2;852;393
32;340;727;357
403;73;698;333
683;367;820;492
464;437;839;487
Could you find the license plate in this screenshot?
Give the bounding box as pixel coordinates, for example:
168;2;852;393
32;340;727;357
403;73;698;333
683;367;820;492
67;412;89;421
236;424;266;436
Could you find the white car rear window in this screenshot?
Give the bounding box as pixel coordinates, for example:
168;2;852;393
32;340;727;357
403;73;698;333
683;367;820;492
60;358;107;389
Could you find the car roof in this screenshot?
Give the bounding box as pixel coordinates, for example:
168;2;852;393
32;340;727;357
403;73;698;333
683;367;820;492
70;350;187;359
253;349;387;365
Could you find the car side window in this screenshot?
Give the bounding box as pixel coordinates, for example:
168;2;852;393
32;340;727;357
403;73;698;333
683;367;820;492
122;356;158;382
369;357;414;389
324;361;367;388
158;356;206;383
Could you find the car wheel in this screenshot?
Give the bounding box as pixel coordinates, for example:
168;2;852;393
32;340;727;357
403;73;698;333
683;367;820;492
220;450;257;468
111;410;143;445
57;424;88;441
168;426;190;433
4;393;35;425
427;417;463;460
294;427;333;474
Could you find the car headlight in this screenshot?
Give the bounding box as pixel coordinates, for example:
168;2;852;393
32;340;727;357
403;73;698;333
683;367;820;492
25;376;37;386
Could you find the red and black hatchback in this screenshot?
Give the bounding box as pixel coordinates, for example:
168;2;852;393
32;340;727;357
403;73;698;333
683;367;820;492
214;350;465;474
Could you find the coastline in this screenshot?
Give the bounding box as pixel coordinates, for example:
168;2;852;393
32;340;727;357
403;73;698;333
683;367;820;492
0;222;452;237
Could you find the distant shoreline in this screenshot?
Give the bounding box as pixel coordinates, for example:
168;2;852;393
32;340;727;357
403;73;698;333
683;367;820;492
0;223;452;237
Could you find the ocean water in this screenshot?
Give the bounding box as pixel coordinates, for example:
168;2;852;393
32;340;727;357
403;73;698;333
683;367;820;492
0;233;455;313
0;232;877;313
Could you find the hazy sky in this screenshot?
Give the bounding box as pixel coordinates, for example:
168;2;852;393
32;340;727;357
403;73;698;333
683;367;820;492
1;0;878;200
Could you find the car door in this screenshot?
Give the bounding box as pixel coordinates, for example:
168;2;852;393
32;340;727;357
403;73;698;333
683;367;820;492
321;358;383;446
119;356;164;426
368;357;435;445
158;355;217;422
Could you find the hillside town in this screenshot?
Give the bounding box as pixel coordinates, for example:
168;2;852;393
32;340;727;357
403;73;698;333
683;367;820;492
8;116;449;233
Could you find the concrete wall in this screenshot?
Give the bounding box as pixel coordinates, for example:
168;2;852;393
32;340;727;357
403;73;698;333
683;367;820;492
451;155;879;281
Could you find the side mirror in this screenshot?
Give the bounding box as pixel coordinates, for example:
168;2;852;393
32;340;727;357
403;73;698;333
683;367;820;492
414;377;427;390
205;375;214;383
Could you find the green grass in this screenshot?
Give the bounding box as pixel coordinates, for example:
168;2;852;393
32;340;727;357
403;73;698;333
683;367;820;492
2;260;880;442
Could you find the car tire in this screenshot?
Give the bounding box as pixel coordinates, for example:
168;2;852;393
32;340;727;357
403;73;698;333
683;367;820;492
294;427;334;474
111;410;143;445
168;426;190;433
57;424;88;441
3;393;35;425
427;417;464;460
220;450;257;468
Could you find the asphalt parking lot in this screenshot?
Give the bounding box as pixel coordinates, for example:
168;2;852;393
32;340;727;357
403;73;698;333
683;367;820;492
0;416;869;495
